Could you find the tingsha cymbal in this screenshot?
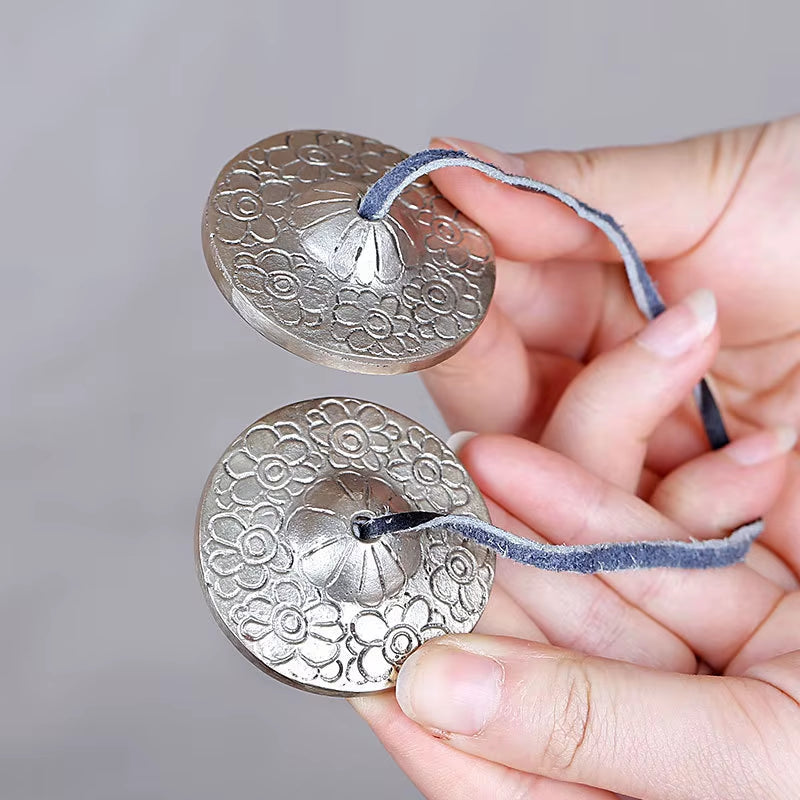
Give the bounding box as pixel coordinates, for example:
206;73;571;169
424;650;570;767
196;397;494;695
202;130;495;374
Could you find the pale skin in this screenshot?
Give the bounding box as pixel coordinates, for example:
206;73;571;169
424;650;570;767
349;115;800;799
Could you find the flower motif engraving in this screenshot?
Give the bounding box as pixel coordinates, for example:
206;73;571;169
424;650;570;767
287;182;416;284
331;288;420;357
287;473;421;607
216;422;323;507
354;140;406;178
307;399;400;472
205;131;496;374
424;531;494;623
346;596;446;683
198;394;497;692
414;194;494;275
394;179;431;214
387;426;470;512
231;579;346;683
203;504;291;599
458;224;493;276
266;131;360;183
231;249;335;328
423;214;470;269
401;264;482;341
212;172;291;247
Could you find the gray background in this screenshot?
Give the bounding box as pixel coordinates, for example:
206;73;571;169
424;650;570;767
2;1;798;798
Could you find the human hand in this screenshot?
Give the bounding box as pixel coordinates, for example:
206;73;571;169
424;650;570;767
351;284;798;797
421;114;800;572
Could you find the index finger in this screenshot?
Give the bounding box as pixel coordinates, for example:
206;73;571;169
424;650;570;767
427;127;763;264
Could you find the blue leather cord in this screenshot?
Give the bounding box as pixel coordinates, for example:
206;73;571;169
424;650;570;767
359;512;763;573
356;149;762;572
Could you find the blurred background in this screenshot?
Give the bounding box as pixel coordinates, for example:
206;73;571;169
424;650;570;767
2;1;798;798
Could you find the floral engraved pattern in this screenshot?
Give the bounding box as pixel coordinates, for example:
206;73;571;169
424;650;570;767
346;596;446;683
204;131;495;370
217;422;323;507
307;399;400;471
266;131;360;183
203;504;291;599
402;264;482;341
198;397;494;693
287;473;421;607
232;579;346;683
213;172;291;247
231;250;334;328
423;213;470;269
331;288;419;357
388;426;470;512
356;142;407;178
425;530;494;623
459;225;493;275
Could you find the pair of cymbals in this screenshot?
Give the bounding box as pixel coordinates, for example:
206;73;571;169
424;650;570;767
197;131;496;695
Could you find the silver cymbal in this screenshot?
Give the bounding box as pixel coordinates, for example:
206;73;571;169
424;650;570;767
202;130;495;374
196;397;494;695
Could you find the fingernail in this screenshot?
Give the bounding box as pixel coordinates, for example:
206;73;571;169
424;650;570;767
446;430;477;455
395;643;504;736
725;426;798;466
635;288;717;358
432;137;526;174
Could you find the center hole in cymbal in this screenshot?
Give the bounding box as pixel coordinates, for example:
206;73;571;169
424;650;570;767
351;511;381;542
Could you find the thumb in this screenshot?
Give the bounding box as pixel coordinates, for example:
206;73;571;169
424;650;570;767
429;127;763;264
395;634;778;799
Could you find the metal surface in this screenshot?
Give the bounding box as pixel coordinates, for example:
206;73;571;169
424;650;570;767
197;398;494;696
202;130;496;374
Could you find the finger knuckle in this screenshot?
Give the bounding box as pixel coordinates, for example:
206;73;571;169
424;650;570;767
633;560;681;608
561;477;611;546
722;679;800;799
540;659;595;775
562;589;629;657
565;149;601;193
